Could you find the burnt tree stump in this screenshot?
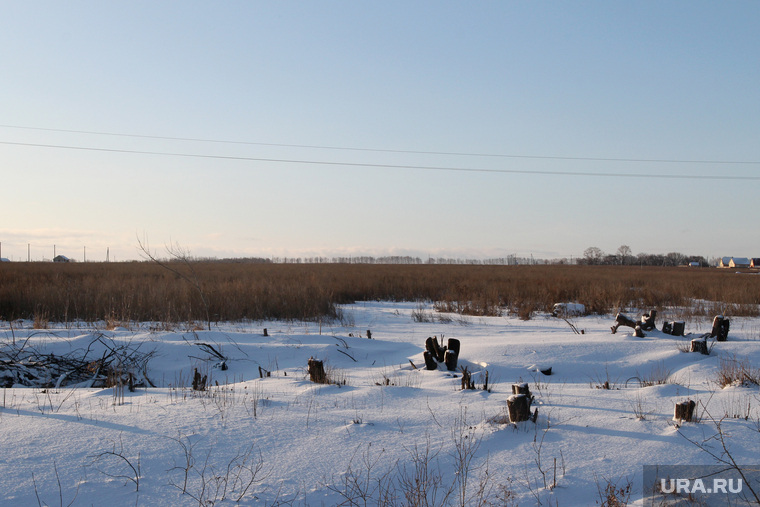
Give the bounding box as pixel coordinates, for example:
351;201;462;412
611;313;638;334
447;338;461;357
507;394;532;423
634;325;646;338
263;328;268;337
662;321;673;335
366;329;372;339
512;382;532;399
307;357;328;384
444;349;458;371
425;336;446;362
690;337;709;355
640;310;657;331
674;400;696;422
711;316;729;342
423;350;438;370
672;321;685;336
192;368;207;391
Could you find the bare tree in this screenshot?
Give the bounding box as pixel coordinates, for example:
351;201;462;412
616;245;632;265
583;247;605;265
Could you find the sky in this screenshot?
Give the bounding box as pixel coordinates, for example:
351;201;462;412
1;1;759;262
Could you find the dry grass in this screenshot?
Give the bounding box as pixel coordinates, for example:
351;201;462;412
716;354;760;388
1;263;760;324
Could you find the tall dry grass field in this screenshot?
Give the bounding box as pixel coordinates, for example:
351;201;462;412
1;262;759;324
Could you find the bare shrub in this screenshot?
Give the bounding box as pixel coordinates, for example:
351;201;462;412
716;354;760;388
595;474;633;506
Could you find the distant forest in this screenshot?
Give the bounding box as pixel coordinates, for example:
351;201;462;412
201;247;712;267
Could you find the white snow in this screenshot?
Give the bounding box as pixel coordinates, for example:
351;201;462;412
1;301;759;506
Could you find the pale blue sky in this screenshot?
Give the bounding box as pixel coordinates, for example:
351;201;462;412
1;2;758;262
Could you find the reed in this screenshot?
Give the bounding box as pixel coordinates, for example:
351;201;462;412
1;262;759;323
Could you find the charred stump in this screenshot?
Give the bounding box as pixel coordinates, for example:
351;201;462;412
307;357;328;384
640;310;657;331
611;313;638;334
263;328;268;337
690;337;709;355
444;349;458;371
423;350;438;370
425;336;445;362
674;400;696;422
634;325;646;338
192;368;207;391
711;316;730;342
507;394;532;423
512;382;532;399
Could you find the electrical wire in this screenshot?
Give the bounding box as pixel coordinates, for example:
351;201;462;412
1;123;758;166
2;140;759;180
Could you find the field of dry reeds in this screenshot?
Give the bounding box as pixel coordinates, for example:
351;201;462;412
1;262;759;326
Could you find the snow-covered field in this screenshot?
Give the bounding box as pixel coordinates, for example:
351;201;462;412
2;301;759;506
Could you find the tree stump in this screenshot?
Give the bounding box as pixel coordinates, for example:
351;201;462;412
307;357;328;383
447;338;461;357
444;349;458;371
662;321;673;335
507;394;531;423
263;328;268;337
611;313;637;334
366;329;372;339
640;310;657;331
690;337;708;355
634;325;645;338
192;368;207;391
512;382;531;397
674;400;696;422
423;350;438;370
672;321;685;336
711;316;729;342
425;336;446;362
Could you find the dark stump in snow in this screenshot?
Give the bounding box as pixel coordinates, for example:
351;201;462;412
423;350;438;370
507;394;532;423
640;310;657;331
674;400;696;422
711;316;730;342
444;349;458;371
611;313;638;334
690;337;709;355
307;357;327;384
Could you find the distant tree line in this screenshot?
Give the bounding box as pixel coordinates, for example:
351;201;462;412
150;249;710;267
579;245;709;267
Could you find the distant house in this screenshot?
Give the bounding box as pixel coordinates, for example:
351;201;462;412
53;255;71;263
751;258;760;268
729;257;750;268
719;257;732;268
688;261;700;268
0;258;9;263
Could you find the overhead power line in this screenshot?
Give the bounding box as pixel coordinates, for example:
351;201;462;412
1;123;758;165
2;140;760;181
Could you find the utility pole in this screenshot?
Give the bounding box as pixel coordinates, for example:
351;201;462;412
83;246;86;263
106;247;110;262
28;243;30;262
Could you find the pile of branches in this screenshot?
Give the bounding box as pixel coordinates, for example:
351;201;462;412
0;333;156;389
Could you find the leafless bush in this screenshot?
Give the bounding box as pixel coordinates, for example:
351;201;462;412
716;354;760;388
594;474;633;506
167;435;269;505
89;434;141;491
